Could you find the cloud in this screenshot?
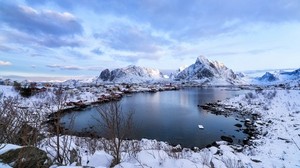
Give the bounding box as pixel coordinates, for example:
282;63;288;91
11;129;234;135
0;60;12;66
111;50;166;64
91;48;104;55
95;24;166;53
0;44;14;52
0;2;83;49
62;66;82;70
87;66;103;71
46;64;61;68
94;22;171;63
1;28;82;49
29;0;300;40
46;64;104;71
0;1;83;36
46;64;82;70
209;47;279;57
39;36;82;48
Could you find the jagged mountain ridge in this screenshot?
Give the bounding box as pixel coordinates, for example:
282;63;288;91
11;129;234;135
175;56;238;84
254;68;300;87
257;72;279;82
98;65;164;83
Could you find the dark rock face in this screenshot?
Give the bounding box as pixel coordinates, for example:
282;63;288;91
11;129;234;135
99;69;111;81
110;69;126;81
197;68;214;78
258;72;278;82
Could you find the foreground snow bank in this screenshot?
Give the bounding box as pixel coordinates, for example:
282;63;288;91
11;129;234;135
41;137;253;168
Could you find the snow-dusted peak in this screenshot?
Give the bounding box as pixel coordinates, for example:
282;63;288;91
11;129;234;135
212;60;226;69
257;72;278;82
175;56;239;85
195;55;210;65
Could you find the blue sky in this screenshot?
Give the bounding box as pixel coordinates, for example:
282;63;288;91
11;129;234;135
1;0;300;78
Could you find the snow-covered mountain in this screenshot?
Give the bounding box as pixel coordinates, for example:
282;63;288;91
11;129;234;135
98;65;165;83
175;56;239;85
252;68;300;87
257;72;279;82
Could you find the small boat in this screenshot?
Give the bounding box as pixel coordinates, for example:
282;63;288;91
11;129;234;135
198;125;204;129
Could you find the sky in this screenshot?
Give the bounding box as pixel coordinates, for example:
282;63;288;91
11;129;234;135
1;0;300;79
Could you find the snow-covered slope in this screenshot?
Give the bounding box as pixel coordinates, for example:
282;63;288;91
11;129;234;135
218;90;300;167
175;56;239;85
98;65;165;83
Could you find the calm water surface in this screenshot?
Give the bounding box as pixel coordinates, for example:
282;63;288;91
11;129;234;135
62;87;247;148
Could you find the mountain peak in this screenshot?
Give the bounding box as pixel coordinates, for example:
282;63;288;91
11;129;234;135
175;56;238;84
195;55;210;65
257;72;278;82
98;65;164;83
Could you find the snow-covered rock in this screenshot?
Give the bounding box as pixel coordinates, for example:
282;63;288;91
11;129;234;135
175;56;238;85
98;65;165;83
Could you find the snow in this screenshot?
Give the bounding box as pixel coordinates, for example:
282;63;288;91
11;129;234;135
86;151;113;167
219;89;300;167
0;144;22;155
0;85;18;97
0;144;22;168
198;124;204;129
0;163;12;168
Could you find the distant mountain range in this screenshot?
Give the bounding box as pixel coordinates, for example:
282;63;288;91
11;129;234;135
254;68;300;87
2;56;299;87
97;56;241;85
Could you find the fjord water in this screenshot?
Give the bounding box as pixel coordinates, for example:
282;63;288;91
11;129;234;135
62;87;247;148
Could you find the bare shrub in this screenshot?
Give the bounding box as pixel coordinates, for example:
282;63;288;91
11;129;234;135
0;96;21;146
167;147;182;159
43;86;79;165
200;148;212;167
0;95;42;147
123;140;141;158
95;102;134;167
245;92;256;99
222;157;244;168
263;90;277;100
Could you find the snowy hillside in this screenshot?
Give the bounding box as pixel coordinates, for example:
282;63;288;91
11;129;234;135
175;56;239;85
98;65;165;83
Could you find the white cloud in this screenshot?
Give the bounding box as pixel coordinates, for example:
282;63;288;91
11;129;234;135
46;64;82;70
0;60;12;66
